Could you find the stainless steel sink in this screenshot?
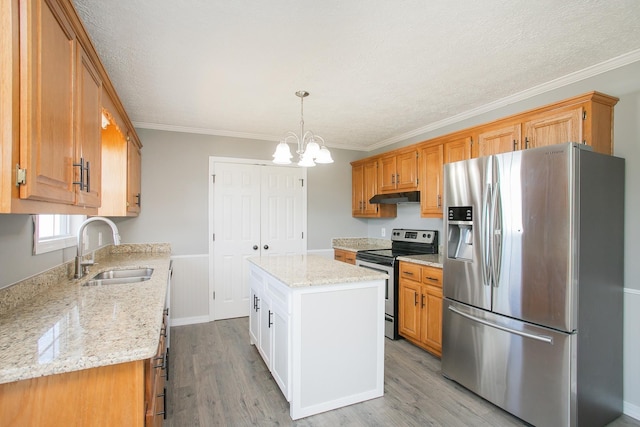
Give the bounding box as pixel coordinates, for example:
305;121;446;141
84;268;154;286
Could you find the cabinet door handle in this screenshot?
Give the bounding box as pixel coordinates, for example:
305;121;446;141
136;192;141;207
525;137;529;150
73;158;85;190
437;194;441;208
268;310;273;328
256;297;260;311
414;291;418;306
253;245;259;250
396;173;399;183
391;174;395;184
421;294;425;308
85;161;91;192
263;244;269;250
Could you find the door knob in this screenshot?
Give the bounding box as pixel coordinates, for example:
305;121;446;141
253;245;258;250
263;245;269;250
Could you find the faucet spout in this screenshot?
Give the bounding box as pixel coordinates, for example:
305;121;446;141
75;216;121;279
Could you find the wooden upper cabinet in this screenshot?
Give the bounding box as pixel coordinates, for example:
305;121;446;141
443;136;472;164
99;98;142;217
523;107;582;150
74;44;102;208
127;137;142;214
378;149;419;193
19;0;77;205
419;143;443;217
351;163;365;216
476;123;522;157
419;135;472;218
351;158;396;218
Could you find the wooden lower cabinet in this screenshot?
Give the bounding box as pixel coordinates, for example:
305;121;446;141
398;261;443;357
334;248;356;265
0;324;167;426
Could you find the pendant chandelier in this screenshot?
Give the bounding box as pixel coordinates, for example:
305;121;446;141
272;90;333;167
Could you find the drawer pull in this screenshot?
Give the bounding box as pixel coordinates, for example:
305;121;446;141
425;276;439;281
403;271;414;276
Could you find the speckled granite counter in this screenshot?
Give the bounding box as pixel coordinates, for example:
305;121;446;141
248;254;388;287
0;244;171;385
331;237;391;252
397;253;444;268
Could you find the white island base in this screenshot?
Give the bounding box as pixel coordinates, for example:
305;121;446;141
248;255;386;420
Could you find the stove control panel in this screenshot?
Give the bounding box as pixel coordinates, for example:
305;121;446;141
391;229;437;244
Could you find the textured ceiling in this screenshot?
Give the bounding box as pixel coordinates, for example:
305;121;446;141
72;0;640;151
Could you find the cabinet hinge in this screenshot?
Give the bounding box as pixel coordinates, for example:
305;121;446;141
582;111;587;120
16;164;26;186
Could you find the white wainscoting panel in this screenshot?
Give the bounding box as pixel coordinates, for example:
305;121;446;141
624;288;640;420
170;254;210;326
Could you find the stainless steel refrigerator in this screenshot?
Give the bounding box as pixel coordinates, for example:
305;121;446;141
442;142;624;427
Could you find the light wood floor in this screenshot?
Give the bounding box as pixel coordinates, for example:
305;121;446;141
165;318;639;427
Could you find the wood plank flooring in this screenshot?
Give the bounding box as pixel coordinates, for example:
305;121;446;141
165;318;639;427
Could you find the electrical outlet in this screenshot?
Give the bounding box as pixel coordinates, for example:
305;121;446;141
381;228;386;237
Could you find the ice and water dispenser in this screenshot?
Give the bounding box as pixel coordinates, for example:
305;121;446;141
447;206;473;261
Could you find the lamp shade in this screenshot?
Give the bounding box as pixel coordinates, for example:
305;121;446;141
315;146;334;164
273;141;293;164
298;152;316;167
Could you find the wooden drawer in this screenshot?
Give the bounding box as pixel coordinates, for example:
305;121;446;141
399;262;421;282
421;266;442;288
334;249;356;265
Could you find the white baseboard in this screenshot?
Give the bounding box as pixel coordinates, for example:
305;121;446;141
625;393;640;421
170;315;210;327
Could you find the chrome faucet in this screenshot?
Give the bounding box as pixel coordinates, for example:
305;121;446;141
75;216;121;279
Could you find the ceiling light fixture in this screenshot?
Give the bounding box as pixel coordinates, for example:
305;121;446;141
272;90;333;167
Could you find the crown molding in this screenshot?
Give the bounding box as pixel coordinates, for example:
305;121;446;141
367;49;640;151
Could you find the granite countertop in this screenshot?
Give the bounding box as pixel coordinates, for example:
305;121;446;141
331;237;391;252
397;253;444;268
0;244;171;385
248;254;388;288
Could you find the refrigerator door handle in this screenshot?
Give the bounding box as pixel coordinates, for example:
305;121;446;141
481;182;493;287
448;305;554;344
491;180;502;287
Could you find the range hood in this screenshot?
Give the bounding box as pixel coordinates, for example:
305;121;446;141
369;191;420;204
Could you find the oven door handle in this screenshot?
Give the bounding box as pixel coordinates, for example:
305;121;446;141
355;260;393;276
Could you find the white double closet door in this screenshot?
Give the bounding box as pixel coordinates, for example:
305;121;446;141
210;160;306;320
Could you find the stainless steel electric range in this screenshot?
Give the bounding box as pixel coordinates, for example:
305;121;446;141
355;229;438;339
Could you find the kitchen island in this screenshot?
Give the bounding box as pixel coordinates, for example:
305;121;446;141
248;254;388;420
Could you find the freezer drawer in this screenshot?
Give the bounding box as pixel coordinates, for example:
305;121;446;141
442;299;573;427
